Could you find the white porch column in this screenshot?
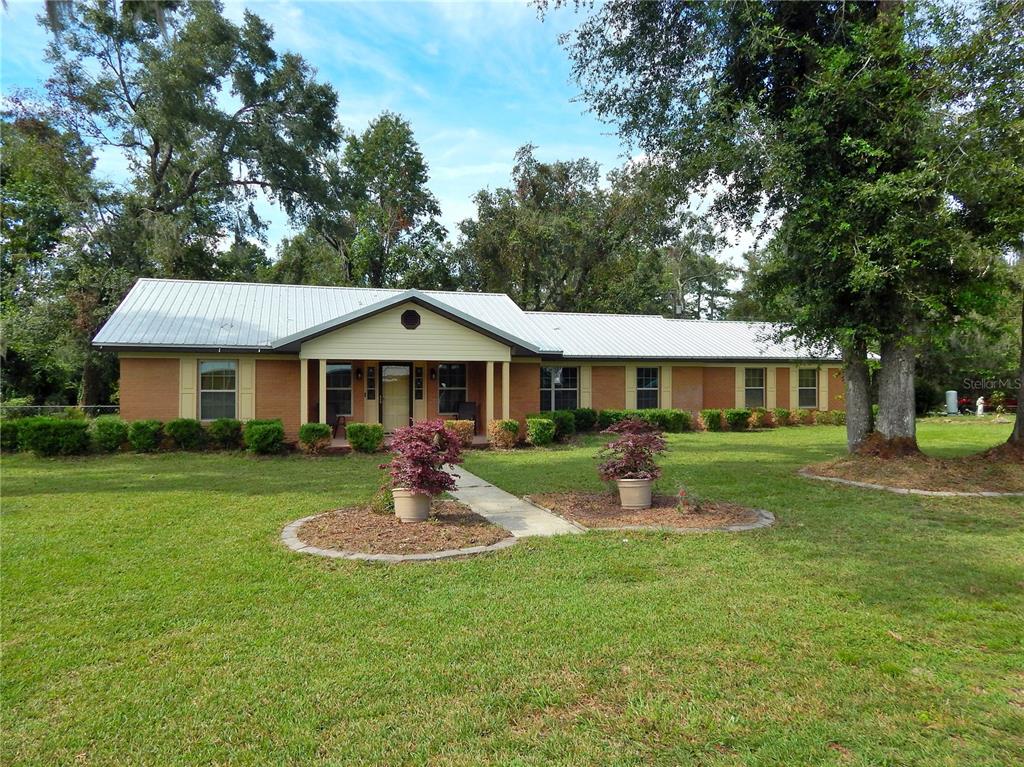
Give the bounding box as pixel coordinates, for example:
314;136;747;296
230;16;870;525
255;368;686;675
501;361;510;420
299;359;308;426
318;358;327;424
485;361;495;426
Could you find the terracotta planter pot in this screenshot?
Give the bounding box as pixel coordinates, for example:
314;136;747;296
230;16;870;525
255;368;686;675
393;488;431;523
616;478;653;509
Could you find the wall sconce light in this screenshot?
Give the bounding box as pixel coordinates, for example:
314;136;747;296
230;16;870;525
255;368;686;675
355;367;363;381
429;367;437;381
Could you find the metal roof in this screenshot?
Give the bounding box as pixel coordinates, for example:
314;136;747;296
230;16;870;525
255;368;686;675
93;278;840;361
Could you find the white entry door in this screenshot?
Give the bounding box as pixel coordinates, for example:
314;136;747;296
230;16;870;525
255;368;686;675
381;365;411;432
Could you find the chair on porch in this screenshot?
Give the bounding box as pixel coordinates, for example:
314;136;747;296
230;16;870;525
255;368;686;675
457;401;478;432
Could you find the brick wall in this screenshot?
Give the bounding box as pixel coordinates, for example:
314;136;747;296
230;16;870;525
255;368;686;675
702;367;735;409
591;366;625;410
671;366;703;412
829;367;845;411
510;362;539;421
119;357;180;422
255;360;301;439
776;367;790;409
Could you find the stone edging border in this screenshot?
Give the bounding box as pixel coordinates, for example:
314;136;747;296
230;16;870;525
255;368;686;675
280;513;519;563
797;468;1024;498
523;496;775;533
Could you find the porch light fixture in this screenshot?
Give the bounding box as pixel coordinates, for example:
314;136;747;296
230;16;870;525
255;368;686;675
429;367;437;381
355;366;362;381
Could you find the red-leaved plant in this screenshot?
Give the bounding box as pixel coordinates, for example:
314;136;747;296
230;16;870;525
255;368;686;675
596;417;667;481
382;420;463;496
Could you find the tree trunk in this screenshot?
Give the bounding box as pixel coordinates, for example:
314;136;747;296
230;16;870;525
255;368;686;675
872;335;920;456
843;339;873;452
1010;293;1023;444
79;349;104;408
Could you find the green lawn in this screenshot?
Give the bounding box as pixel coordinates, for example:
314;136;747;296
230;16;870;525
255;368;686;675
2;419;1022;766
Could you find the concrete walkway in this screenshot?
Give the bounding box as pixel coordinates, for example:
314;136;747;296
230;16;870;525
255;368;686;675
449;466;583;537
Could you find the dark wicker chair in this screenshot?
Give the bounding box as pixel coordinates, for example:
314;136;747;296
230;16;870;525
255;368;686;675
457;401;478;432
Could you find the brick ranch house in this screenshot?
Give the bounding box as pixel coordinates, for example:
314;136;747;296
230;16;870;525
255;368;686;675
93;278;845;441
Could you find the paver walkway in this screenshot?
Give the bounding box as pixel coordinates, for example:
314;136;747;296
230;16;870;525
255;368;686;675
449;466;583;537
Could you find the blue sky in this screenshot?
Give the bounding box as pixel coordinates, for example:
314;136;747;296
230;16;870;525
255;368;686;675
0;0;630;252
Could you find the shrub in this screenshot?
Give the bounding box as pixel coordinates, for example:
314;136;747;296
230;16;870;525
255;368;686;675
18;417;91;457
571;407;598;432
206;418;243;449
487;418;520;449
346;422;385;453
597;409;630;429
724;408;751;431
597;417;667;481
128;420;164;452
298;422;332;455
369;483;394;515
773;407;792;426
244;419;285;454
165;418;205;450
700;409;724;431
443;419;476;447
814;410;847;426
525;417;556;446
748;408;775;429
640;408;691;433
0;419;21;452
383;420;462;495
526;410;575;441
795;409;815;425
91;416;128;453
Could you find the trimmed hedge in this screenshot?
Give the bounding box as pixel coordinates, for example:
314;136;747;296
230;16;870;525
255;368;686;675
773;408;792;426
346;422;385;453
91;416;128;453
165;418;205;450
700;409;724;431
571;407;598;432
0;419;22;452
206;418;243;449
298;422;332;454
526;410;575;441
128;420;164;452
749;408;775;429
487;418;520;449
18;417;91;457
724;408;751;431
598;408;690;433
244;420;285;454
815;409;847;426
444;419;476;447
525;417;555;446
795;409;815;425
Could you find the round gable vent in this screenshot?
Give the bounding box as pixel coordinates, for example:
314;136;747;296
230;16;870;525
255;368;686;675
401;309;421;330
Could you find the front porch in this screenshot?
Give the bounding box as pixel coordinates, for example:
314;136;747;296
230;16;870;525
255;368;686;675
300;358;513;442
328;432;492;453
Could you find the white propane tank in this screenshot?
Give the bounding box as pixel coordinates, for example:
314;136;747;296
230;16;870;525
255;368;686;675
946;390;958;415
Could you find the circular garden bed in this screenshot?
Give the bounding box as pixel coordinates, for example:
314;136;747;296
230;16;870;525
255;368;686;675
803;451;1024;496
529;492;772;532
283;500;515;562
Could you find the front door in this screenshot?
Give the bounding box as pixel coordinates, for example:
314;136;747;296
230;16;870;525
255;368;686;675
381;365;411;432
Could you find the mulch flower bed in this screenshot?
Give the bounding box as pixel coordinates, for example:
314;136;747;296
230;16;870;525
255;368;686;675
297;500;511;555
531;492;760;530
808;452;1024;494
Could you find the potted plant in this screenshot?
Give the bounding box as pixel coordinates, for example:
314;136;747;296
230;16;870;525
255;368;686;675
383;420;463;523
596;417;667;509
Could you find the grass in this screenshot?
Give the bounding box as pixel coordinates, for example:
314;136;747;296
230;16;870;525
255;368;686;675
2;418;1022;766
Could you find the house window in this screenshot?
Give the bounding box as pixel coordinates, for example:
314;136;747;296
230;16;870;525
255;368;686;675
540;367;579;411
414;366;424;400
438;363;467;414
199;360;237;420
326;363;353;420
366;365;376;400
798;368;819;409
744;367;766;409
636;367;659;409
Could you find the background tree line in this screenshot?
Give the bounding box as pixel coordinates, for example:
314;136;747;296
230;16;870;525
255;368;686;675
2;0;1021;457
